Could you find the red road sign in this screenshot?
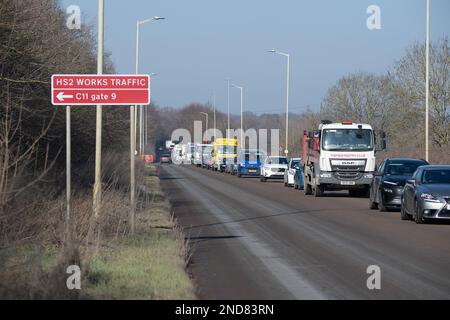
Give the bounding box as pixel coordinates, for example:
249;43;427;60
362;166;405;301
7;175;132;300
51;74;150;105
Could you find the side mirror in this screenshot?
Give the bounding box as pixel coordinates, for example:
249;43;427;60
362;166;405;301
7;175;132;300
406;179;415;185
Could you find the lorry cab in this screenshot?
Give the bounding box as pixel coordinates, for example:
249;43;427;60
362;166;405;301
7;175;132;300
303;120;385;197
212;138;238;172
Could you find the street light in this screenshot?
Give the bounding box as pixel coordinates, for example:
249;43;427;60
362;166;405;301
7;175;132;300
268;49;290;156
225;78;231;137
135;16;165;156
231;84;243;148
200;112;209;138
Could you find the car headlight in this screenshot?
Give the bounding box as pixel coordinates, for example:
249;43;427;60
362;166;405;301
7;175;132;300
383;180;398;186
320;172;332;178
364;174;374;179
383;188;393;193
420;193;441;202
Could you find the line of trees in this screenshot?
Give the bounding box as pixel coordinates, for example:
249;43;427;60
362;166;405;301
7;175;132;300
0;0;130;237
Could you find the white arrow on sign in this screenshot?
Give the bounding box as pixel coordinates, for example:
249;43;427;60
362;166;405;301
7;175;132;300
56;92;73;101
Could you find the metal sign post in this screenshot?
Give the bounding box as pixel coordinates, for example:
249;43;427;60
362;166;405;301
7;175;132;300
130;105;136;234
66;105;71;226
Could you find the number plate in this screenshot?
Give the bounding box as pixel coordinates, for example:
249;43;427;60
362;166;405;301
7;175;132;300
340;181;356;185
248;170;256;173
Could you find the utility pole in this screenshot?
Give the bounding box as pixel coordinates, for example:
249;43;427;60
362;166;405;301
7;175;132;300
93;0;104;218
425;0;430;162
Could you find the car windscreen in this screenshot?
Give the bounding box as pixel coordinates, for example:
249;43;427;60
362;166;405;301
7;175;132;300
243;153;262;162
267;157;288;164
385;161;426;176
422;169;450;184
322;129;373;151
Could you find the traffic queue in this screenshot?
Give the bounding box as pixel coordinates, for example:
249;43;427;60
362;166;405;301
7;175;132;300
161;120;450;225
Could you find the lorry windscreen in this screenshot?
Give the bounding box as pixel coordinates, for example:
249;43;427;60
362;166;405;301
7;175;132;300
217;146;236;154
322;129;373;151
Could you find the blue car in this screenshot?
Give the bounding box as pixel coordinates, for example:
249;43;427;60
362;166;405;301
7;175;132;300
293;164;304;189
236;149;265;177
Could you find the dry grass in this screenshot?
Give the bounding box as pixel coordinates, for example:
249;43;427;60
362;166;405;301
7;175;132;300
0;156;195;299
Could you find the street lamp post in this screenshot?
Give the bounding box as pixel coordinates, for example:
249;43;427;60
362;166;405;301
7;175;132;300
225;78;231;137
231;84;243;148
213;92;216;140
268;49;290;156
200;112;209;139
135;16;165;156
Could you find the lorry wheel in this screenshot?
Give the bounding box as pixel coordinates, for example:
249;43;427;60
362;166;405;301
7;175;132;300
304;174;312;195
313;183;324;197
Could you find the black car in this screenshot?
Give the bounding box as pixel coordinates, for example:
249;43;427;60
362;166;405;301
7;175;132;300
369;158;429;211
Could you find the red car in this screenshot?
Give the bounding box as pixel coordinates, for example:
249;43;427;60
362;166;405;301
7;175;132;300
160;153;171;164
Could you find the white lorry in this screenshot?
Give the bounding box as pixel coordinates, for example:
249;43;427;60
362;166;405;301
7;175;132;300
194;143;213;167
181;142;195;164
302;120;385;197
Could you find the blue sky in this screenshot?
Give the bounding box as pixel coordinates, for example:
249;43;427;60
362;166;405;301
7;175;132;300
60;0;450;114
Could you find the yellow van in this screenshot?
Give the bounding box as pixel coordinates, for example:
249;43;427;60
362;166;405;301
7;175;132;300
212;138;238;172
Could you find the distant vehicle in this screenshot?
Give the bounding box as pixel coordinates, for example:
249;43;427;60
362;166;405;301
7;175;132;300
160;153;171;164
260;156;289;182
302;120;386;197
401;165;450;224
234;149;265;177
181;143;195;164
171;144;182;164
194;143;213;167
143;154;154;164
212;138;238;172
284;158;302;187
293;164;304;190
369;158;429;211
165;140;175;150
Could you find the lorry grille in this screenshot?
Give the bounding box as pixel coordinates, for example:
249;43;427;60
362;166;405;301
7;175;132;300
330;160;366;181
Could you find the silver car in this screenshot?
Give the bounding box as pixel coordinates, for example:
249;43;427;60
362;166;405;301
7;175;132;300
401;165;450;224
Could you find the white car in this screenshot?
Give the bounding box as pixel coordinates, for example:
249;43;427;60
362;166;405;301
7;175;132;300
260;156;289;182
284;158;302;187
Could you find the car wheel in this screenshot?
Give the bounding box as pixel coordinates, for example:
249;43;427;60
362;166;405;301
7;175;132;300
378;191;387;212
414;199;424;224
369;187;378;209
237;173;242;178
400;197;411;220
260;176;266;182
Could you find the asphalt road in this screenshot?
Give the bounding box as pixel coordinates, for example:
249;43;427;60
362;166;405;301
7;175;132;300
159;164;450;299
